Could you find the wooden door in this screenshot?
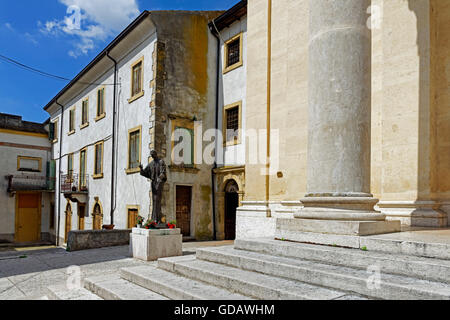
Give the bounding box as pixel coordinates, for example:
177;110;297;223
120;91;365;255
128;208;139;229
15;193;41;243
78;204;85;230
176;186;192;237
93;204;103;230
65;203;72;243
225;192;238;240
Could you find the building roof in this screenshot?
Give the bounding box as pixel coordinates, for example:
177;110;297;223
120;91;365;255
43;9;225;112
0;113;48;134
209;0;247;32
43;10;152;111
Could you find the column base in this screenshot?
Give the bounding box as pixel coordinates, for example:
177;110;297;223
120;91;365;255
376;201;448;227
236;201;300;239
275;197;401;247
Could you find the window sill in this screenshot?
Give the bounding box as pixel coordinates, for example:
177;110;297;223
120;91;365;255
128;91;144;104
68;130;75;136
223;139;241;147
125;167;140;175
95;113;106;122
223;61;243;75
80;122;89;130
18;169;41;173
93;173;103;179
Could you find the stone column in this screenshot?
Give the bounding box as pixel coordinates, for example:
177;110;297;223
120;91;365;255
307;0;372;198
276;0;400;248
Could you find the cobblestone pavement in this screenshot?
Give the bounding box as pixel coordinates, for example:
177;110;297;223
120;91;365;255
0;240;234;300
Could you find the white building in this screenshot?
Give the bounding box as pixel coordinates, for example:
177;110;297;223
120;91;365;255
210;1;247;240
0;113;54;243
45;11;223;244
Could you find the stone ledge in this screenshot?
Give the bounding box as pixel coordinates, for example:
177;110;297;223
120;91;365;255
66;229;131;252
277;218;401;237
132;228;180;236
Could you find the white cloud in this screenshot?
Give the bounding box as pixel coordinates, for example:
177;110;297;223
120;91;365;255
24;33;39;46
40;0;140;58
4;22;14;31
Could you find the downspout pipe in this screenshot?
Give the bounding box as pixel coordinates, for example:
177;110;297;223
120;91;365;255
106;51;118;227
209;25;221;241
55;100;64;246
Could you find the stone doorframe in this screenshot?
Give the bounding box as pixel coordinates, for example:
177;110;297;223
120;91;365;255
214;166;245;240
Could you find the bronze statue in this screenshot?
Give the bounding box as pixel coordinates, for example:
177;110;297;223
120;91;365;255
139;150;167;226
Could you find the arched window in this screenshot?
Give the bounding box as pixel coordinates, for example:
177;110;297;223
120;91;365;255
92;200;103;230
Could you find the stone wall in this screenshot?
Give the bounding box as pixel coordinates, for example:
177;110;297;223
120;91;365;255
66;229;131;251
148;12;223;239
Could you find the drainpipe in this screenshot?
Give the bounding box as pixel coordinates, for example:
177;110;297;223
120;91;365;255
210;25;221;241
106;51;118;227
55;100;64;246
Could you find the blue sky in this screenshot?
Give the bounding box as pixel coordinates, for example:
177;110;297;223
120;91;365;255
0;0;237;123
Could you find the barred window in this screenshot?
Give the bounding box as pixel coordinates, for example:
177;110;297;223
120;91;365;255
227;39;240;67
226;106;239;142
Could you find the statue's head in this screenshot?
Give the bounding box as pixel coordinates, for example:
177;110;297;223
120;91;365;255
150;150;158;159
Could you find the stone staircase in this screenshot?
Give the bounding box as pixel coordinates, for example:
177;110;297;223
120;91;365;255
47;238;450;300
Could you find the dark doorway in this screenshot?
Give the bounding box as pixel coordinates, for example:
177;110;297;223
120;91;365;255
224;180;239;240
176;186;192;237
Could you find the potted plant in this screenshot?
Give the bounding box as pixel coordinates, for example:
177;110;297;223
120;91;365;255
167;220;177;229
136;215;144;228
144;219;158;229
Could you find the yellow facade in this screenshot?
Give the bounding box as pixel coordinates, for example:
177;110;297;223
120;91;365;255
244;0;450;225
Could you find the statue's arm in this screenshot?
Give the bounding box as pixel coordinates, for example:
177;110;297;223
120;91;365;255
140;164;151;179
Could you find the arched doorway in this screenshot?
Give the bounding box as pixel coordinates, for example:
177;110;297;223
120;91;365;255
92;201;103;230
65;202;72;243
224;180;239;240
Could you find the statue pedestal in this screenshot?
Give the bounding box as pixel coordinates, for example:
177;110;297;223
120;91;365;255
129;228;182;261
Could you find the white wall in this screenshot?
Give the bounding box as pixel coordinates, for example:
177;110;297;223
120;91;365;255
48;30;157;240
217;17;247;167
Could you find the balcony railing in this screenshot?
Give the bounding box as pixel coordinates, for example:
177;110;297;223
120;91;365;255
60;173;89;193
6;174;56;192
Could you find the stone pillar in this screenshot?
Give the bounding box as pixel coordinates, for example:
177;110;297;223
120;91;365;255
307;0;371;198
276;0;400;248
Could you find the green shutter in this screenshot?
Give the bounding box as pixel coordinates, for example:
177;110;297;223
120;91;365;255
49;122;55;141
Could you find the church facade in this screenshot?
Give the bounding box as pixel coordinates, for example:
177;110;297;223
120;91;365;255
237;0;450;240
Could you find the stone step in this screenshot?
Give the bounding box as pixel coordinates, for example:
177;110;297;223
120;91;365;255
121;260;253;300
234;238;450;284
158;255;361;300
195;245;450;300
84;274;169;300
359;235;450;260
46;284;102;300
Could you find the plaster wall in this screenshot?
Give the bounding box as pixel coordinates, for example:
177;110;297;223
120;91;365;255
48;30;157;240
217;17;247;167
0;132;52;241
